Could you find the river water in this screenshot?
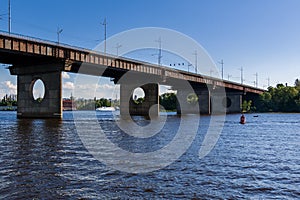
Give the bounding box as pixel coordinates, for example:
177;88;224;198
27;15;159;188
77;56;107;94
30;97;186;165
0;111;299;199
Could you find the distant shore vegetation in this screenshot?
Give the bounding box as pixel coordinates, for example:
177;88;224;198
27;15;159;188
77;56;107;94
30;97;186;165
0;94;17;107
256;79;300;113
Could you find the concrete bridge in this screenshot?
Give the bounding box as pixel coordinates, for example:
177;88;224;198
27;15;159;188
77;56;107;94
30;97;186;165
0;32;264;118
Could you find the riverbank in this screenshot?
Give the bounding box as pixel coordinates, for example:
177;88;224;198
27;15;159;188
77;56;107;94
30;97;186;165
0;106;17;111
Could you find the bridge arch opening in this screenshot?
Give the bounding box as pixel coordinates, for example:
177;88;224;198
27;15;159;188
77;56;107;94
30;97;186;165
31;79;45;103
222;97;232;108
132;87;145;105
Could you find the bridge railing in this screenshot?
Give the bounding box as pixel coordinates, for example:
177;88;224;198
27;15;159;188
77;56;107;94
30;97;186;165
0;31;265;93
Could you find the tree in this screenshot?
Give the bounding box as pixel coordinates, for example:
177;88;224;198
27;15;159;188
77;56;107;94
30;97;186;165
256;79;300;112
295;79;300;87
242;100;252;113
160;93;177;111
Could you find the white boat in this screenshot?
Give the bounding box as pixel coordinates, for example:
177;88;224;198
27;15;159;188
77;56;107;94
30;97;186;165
96;107;116;112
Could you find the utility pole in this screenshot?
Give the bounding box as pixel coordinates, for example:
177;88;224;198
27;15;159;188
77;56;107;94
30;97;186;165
227;74;232;81
254;72;258;88
155;37;162;65
115;43;122;56
239;67;244;84
193;50;198;73
267;77;270;87
8;0;11;33
218;59;224;79
210;69;214;77
57;27;63;44
188;63;192;72
101;18;107;54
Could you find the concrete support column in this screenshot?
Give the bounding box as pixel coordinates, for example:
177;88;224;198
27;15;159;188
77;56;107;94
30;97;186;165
176;88;210;115
17;71;62;118
198;90;211;114
226;93;242;113
210;92;242;114
120;83;159;117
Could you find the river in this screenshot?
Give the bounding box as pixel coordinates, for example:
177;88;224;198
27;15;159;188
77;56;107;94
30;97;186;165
0;111;299;199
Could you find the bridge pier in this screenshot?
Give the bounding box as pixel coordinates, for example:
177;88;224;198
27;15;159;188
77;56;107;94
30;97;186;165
10;64;63;119
175;86;243;115
226;93;242;113
176;88;210;115
120;83;159;117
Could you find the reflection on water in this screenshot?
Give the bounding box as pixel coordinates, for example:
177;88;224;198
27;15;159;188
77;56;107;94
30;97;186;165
0;111;299;199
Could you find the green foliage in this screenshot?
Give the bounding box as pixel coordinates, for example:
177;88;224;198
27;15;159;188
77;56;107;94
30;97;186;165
186;93;198;105
95;98;111;108
0;94;17;106
159;92;177;111
36;97;43;103
257;80;300;112
133;97;144;105
242;100;252;113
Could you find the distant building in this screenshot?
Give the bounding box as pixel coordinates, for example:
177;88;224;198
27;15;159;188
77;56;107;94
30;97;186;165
63;98;76;111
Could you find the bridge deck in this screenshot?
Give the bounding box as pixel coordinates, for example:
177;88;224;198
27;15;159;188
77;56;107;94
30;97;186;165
0;32;264;94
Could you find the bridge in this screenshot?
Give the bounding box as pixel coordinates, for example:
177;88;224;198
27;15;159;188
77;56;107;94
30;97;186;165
0;32;264;118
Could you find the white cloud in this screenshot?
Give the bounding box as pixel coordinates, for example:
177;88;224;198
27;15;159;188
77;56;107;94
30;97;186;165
62;72;70;79
96;83;119;90
4;81;17;94
64;83;120;99
63;81;75;90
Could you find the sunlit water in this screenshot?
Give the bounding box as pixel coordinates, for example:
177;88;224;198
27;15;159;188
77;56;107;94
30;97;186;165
0;111;299;199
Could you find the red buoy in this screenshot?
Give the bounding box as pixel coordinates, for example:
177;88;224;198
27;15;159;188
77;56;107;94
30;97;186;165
240;114;246;124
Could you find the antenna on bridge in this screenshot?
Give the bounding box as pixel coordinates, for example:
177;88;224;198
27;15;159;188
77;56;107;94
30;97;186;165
101;18;107;55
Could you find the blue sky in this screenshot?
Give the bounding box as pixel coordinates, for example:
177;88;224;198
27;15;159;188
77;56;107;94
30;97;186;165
1;0;300;98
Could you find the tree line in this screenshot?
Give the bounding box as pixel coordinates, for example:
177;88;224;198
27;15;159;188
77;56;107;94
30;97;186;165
0;94;17;106
256;79;300;112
